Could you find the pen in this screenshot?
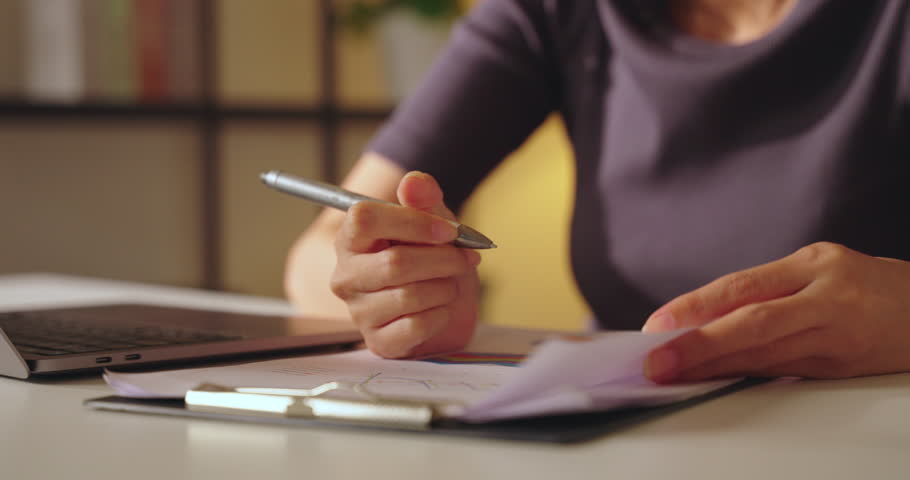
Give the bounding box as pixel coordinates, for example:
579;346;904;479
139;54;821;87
259;170;497;249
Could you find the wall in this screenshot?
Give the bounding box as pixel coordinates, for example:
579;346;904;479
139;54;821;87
0;119;202;286
462;118;590;331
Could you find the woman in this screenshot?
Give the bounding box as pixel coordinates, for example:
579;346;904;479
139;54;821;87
285;0;910;383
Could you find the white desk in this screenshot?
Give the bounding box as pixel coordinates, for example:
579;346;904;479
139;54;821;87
1;274;908;480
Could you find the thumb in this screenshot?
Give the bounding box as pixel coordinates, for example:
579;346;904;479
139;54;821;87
397;171;456;221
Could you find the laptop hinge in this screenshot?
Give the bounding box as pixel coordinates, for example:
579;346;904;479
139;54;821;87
0;327;29;379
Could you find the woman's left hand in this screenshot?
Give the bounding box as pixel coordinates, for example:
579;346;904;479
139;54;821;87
642;242;910;383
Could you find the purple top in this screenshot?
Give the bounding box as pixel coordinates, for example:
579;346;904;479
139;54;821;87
368;0;910;329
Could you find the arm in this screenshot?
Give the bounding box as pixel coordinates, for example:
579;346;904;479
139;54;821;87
285;153;481;358
284;1;558;357
643;242;910;382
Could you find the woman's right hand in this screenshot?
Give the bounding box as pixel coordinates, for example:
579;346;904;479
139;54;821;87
329;171;482;358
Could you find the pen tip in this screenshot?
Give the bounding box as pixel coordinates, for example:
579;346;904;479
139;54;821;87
260;171;279;185
455;224;497;249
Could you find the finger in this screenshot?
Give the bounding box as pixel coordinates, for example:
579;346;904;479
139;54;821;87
407;273;481;358
669;327;825;382
643;252;815;332
366;306;453;358
645;295;822;383
397;171;457;221
347;278;459;330
332;245;481;296
338;200;458;254
875;256;907;266
758;357;846;379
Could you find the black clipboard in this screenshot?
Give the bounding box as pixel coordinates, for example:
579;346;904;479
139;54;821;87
84;378;763;444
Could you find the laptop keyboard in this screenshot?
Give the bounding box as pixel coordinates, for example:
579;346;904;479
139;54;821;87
0;311;243;356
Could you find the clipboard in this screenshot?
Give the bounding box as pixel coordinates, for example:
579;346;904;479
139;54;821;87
84;378;764;443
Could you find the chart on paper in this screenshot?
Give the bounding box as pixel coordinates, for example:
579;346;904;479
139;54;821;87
254;351;514;403
105;349;516;404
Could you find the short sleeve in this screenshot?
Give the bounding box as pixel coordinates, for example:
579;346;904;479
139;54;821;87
367;0;559;212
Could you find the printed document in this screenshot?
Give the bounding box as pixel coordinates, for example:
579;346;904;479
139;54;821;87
104;328;736;422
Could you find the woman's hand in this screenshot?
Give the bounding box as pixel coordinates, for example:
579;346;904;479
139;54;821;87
642;242;910;383
330;171;481;358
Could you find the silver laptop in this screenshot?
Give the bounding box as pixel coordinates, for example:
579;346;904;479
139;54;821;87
0;303;362;379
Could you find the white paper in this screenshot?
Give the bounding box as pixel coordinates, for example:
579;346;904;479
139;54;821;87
105;349;515;405
456;330;736;421
103;329;738;422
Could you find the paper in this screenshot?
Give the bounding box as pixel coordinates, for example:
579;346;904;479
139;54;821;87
103;328;737;422
105;349;514;405
457;330;735;421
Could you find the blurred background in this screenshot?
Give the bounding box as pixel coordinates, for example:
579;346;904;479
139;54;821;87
0;0;589;330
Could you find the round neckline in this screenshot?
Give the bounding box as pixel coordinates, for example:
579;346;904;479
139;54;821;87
651;0;811;58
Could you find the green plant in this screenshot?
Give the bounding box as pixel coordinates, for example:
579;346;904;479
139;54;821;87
337;0;463;33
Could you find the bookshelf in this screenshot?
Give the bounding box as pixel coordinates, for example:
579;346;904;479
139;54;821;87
0;0;394;293
0;102;393;120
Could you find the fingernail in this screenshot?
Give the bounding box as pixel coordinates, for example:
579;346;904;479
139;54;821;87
646;348;679;382
431;221;457;242
642;313;676;333
405;170;427;181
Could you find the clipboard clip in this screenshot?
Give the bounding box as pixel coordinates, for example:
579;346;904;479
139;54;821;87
185;382;437;429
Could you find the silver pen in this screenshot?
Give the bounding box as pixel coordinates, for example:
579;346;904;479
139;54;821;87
260;170;497;249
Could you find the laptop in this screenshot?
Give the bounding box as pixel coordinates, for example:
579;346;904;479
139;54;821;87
0;303;362;379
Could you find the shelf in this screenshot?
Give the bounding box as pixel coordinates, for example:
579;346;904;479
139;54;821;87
0;101;393;121
1;0;392;292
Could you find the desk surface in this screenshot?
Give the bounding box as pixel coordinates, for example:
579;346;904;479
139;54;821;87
1;273;908;480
